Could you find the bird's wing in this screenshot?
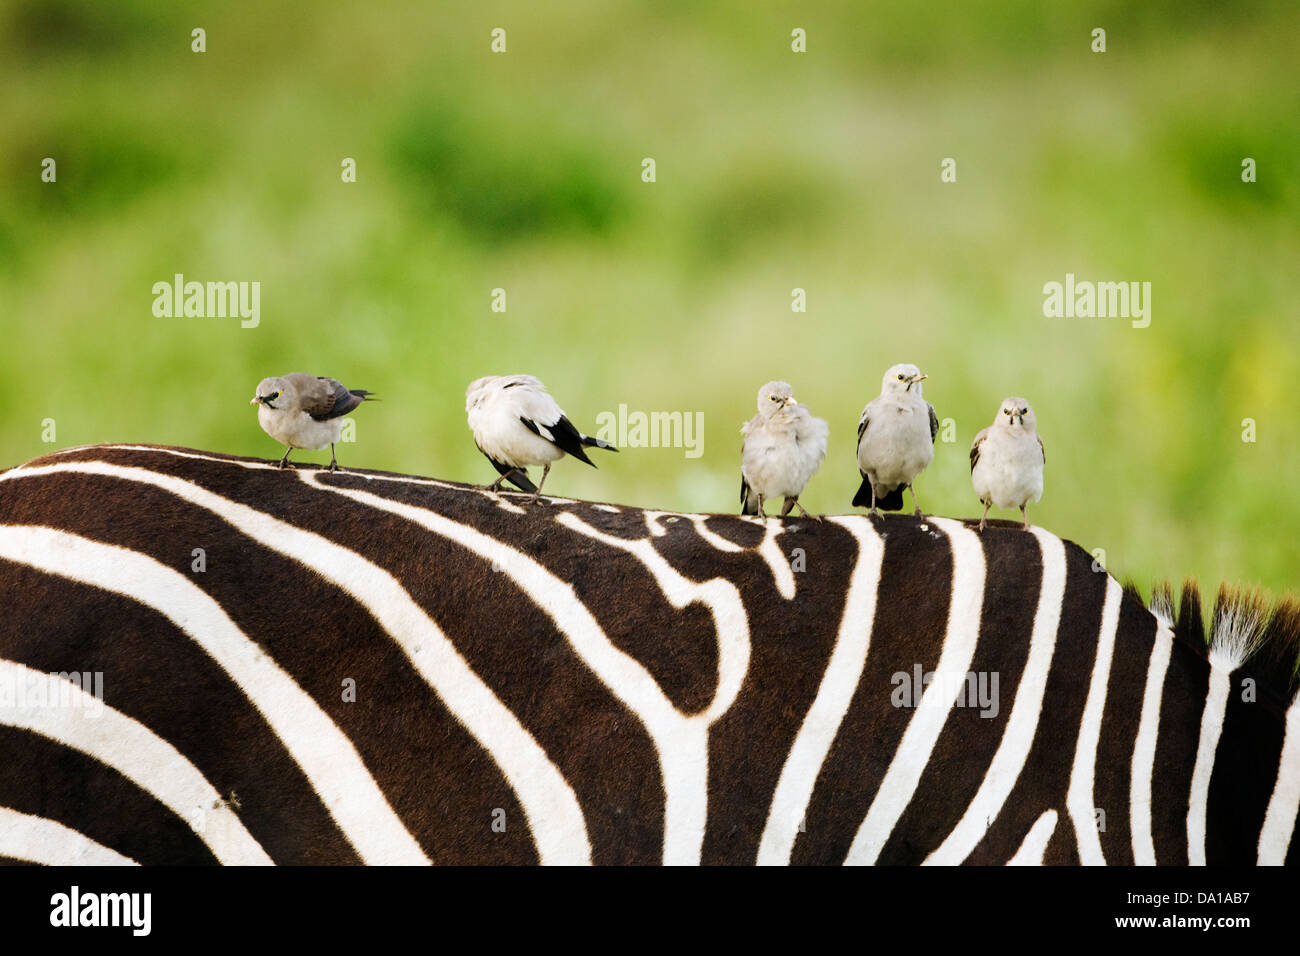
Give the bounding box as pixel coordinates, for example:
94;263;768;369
928;402;939;444
519;414;597;467
856;403;872;446
290;374;370;421
1037;434;1045;464
970;426;990;472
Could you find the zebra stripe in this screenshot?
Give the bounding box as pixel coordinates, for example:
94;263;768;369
758;516;885;865
926;527;1066;864
845;516;986;865
1259;698;1300;864
0;807;139;866
1187;661;1232;865
0;444;1296;866
0;654;270;865
0;461;585;865
1065;576;1124;864
1007;810;1059;865
1130;620;1175;865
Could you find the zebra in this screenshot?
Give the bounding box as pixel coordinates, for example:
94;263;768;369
0;443;1295;865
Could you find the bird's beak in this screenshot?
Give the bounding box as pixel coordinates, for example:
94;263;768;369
249;397;259;406
784;397;798;408
906;373;926;391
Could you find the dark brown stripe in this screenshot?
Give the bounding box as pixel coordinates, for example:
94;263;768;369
1092;591;1158;864
0;726;217;865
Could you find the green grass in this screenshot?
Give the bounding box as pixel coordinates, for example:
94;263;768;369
2;0;1297;600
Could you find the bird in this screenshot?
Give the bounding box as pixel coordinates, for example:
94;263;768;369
739;381;828;519
853;363;938;517
250;373;376;471
465;375;617;503
970;397;1045;531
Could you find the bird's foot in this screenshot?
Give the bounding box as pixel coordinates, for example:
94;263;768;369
277;460;294;471
1021;521;1031;531
978;519;987;531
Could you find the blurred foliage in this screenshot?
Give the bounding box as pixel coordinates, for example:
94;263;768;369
1;0;1297;601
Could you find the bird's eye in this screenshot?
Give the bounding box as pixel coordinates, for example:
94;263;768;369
897;374;905;380
1020;407;1027;414
270;392;279;400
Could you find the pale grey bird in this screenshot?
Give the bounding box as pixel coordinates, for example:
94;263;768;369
853;363;938;516
740;381;828;519
970;397;1045;531
466;375;616;503
250;373;375;471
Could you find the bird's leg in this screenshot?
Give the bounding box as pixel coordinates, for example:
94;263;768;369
1020;505;1030;531
909;483;924;518
328;444;339;472
528;463;551;504
278;447;293;470
978;501;990;531
789;498;820;521
780;498;794;517
869;484;879;517
486;473;508;492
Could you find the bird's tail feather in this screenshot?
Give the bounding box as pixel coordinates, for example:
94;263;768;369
350;390;379;401
583;435;617;452
851;476;905;511
740;474;759;515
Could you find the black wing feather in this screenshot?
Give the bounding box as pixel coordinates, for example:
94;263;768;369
310;379;375;421
479;449;538;493
520;415;597;467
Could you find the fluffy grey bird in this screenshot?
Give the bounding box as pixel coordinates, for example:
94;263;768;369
970;397;1045;531
466;374;616;503
853;363;938;516
740;381;828;519
250;373;375;471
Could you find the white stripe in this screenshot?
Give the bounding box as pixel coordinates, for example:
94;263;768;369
1065;575;1123;865
0;658;269;865
757;516;884;864
1129;619;1174;865
1007;810;1058;866
1258;696;1300;864
1186;662;1231;865
0;807;139;866
1;462;588;865
844;516;986;865
756;521;797;599
925;528;1066;864
686;515;744;553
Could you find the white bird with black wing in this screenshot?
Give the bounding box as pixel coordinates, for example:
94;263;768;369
740;380;828;519
466;375;617;503
970;397;1045;531
853;363;938;516
250;373;376;471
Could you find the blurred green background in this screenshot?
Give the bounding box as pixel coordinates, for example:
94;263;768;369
2;1;1297;598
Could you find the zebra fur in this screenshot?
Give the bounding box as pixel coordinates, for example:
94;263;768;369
0;444;1295;865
